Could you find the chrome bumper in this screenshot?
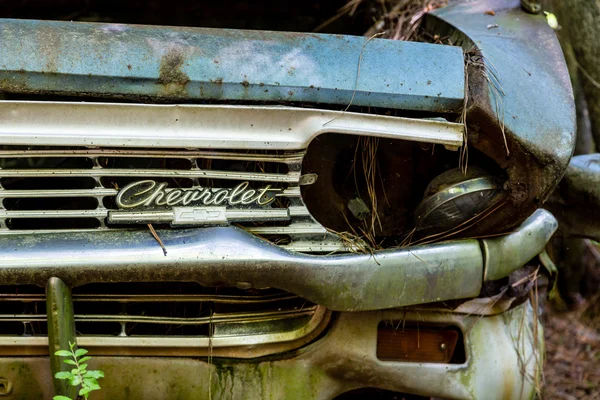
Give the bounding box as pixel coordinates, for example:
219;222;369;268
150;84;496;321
0;209;556;311
0;301;543;400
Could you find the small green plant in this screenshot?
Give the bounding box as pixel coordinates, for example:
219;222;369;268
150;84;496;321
53;342;104;400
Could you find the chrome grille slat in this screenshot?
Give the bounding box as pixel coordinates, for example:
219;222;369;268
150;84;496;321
0;210;108;218
288;205;312;217
279;187;301;197
108;208;291;224
281;242;346;252
0;168;301;183
0;149;305;163
0;293;300;303
0;188;118;198
247;223;328;235
0;307;317;325
0;228;108;235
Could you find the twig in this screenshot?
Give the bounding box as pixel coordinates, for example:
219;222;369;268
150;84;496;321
576;60;600;89
147;223;167;256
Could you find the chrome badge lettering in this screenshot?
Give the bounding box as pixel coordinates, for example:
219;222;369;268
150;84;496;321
115;180;282;209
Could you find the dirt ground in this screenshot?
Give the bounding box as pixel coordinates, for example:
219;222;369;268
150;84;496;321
543;299;600;399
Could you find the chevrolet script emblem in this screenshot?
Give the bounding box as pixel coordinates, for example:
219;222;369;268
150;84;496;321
107;180;286;226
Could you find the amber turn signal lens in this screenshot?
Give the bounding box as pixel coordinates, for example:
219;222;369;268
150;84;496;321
377;327;459;363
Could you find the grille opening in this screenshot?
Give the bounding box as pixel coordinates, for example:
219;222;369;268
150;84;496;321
127;322;209;337
0;157;93;170
201;158;289;174
6;217;101;230
0;283;321;339
271;196;290;209
194;178;289;191
24;321;48;335
100;176;194;191
251;234;292;245
98;157;193;170
1;177;97;190
0;322;27;336
0;320;49;336
4;197;98;210
73;297;123;316
102;196;118;210
125;301;212;318
77;322;122;336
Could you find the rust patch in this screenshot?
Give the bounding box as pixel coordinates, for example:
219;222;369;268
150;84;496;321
37;25;61;73
157;49;191;97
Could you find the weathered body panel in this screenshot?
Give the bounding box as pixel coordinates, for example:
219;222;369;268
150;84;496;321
0;19;464;112
429;0;576;234
0;303;543;400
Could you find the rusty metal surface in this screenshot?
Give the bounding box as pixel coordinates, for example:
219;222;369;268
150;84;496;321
0;209;557;311
428;0;576;235
482;208;558;280
0;18;464;112
0;302;543;399
0;225;484;312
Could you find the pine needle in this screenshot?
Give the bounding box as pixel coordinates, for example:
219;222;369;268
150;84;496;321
147;223;167;256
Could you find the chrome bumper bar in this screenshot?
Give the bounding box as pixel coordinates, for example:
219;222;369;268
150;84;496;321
0;209;557;311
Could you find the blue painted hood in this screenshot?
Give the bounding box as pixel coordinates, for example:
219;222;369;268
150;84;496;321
0;19;464;112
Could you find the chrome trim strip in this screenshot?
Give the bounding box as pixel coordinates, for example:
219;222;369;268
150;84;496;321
0;148;306;163
280;242;346;253
0;189;118;198
0;228;107;235
0;307;318;325
0;210;108;218
0;292;300;303
0;168;300;183
247;222;328;235
1;208;291;224
0;102;464;150
278;187;301;197
0;306;329;349
108;208;290;225
287;206;311;217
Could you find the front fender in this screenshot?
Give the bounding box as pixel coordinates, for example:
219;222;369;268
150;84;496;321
428;0;576;234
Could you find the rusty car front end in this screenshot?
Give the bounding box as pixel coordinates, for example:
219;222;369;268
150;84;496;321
0;0;575;399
